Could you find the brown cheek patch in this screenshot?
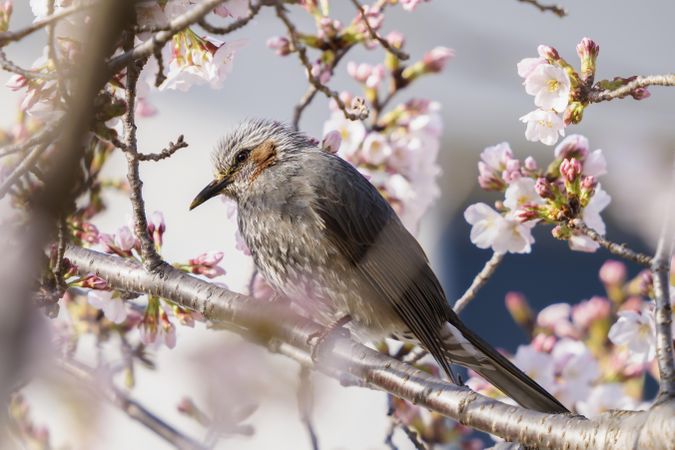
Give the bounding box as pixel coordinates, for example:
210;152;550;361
250;140;277;181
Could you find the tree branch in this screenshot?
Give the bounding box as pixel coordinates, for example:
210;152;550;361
516;0;566;17
0;143;48;200
108;0;227;73
198;1;262;35
348;0;408;61
589;74;675;103
453;252;503;314
63;244;675;449
651;159;675;401
137;135;189;162
568;219;653;266
0;1;97;46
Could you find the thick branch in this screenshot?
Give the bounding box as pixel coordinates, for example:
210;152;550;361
64;245;675;449
569;219;653;266
651;159;675;401
453;252;503;314
108;0;226;73
58;360;207;450
589;74;675;103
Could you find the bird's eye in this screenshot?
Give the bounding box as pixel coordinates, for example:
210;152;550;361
235;149;250;164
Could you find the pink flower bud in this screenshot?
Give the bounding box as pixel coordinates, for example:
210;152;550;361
534;177;553;199
524;156;538;171
135;97;157;118
576;37;599;61
177;397;196;415
560;158;581;182
537;44;559;60
266;36;291;56
572;296;610;329
631;87;651;100
531;333;556;352
505;292;534;327
321;130;342;154
581;175;597;191
81;275;108;290
386;31;405;49
422;46;454;73
191;251;224;267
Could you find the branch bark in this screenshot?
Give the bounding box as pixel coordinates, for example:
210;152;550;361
589;74;675;103
64;245;675;449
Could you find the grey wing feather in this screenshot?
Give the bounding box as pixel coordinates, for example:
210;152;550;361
308;153;455;378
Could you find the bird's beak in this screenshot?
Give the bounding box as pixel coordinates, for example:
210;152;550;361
189;177;230;210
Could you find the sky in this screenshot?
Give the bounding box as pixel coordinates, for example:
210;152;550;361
1;1;674;449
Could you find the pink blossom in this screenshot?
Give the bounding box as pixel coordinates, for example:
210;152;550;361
560;158;582;182
266;36;291;56
99;225;137;255
321;130;341;154
583;149;607;177
400;0;430;11
537;303;576;337
531;333;556;353
554;134;589;160
477;142;516;190
386;31;405;48
135;97;157;118
422;47;454;73
517;57;545;79
361;132;392;165
577;384;637;417
323;112;366;159
524;156;538;171
503;177;544;212
552;339;600;407
599;260;627;285
609;306;656;364
87;290;127;324
147;211;165;247
512;345;556;392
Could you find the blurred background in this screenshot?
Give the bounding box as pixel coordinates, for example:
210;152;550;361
1;0;673;448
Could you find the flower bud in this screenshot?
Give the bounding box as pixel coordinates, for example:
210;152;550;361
535;177;554;199
266;36;291;56
422;46;454;73
147;211;166;248
631;87;651;100
560;158;581;182
576;38;599;83
599;260;627;285
563;101;585;126
537;44;560;61
524;156;538;171
321;130;342;154
505;292;534;328
386;31;405;49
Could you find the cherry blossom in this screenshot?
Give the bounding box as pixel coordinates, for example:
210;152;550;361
323;112;366;159
99;225;138;256
321;130;341;154
503;177;544;212
571;296;610;329
554;134;589;159
524;64;571;113
464;203;535;254
576;384;638;418
568;185;611;252
517;57;545;79
512;345;556;392
361;132;392;165
608;306;656;364
477;142;516;191
536;303;576;337
214;0;249;19
520;109;565;146
87;290;127;324
552;339;600;407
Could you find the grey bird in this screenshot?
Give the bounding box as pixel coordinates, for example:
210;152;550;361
190;119;568;414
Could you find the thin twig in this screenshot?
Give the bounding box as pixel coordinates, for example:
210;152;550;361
568;219;653;266
0;143;48;200
385;395;429;450
0;48;57;80
138;135;188;161
297;366;320;450
589;74;675;103
121;37;163;270
198;1;262;34
58;359;208;450
275;2;368;122
651;159;675;402
108;0;228;73
517;0;566;17
0;121;61;158
349;0;408;60
0;1;97;46
53;216;68;290
453;252;504;314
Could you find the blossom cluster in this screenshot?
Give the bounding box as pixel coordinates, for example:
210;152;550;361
468;259;675;417
465;134;610;254
56;212;223;358
517;38;651;145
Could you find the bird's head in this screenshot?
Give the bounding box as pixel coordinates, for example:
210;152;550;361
190;119;315;210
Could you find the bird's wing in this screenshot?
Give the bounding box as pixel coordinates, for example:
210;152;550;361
309;153;455;377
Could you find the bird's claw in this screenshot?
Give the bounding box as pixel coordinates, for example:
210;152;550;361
307;315;352;362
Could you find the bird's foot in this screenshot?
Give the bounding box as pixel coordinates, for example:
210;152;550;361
307;315;352;362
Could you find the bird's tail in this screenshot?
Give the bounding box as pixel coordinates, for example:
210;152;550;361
439;321;568;414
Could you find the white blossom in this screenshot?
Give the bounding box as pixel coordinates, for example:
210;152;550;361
87;290;127;324
583;149;608;177
576;384;637;417
524;64;571;112
464;203;534;254
552;339;600;407
609;307;656;364
520;109;565;146
323;112;366;159
361;132;392;165
512;345;556;392
503;177;544;211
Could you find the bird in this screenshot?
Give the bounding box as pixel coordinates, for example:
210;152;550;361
190;118;568;414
